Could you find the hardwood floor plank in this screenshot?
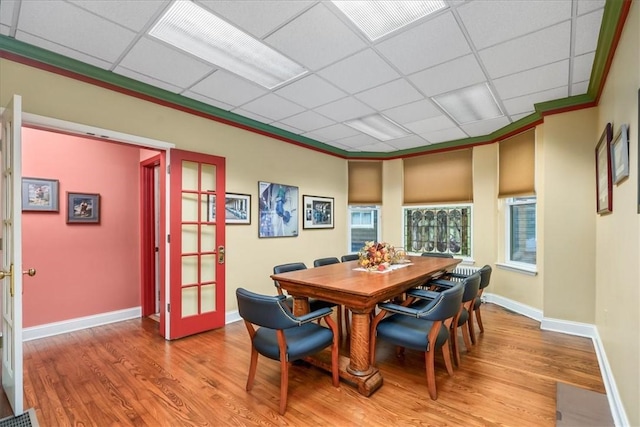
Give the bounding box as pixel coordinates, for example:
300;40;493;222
19;304;605;426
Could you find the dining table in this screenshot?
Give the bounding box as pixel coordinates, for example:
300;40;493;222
270;255;461;396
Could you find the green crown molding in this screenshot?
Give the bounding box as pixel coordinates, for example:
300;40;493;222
0;0;625;159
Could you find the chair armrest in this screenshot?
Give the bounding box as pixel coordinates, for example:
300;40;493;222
428;278;456;289
378;302;424;318
406;288;439;300
296;307;334;324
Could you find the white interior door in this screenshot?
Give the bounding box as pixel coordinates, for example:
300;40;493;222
1;94;24;415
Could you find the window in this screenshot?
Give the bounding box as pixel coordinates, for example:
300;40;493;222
506;197;536;265
403;204;472;257
348;206;380;253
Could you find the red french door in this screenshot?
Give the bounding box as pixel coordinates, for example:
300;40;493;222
167;149;226;339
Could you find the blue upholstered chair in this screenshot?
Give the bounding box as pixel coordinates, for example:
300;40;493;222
370;283;464;400
411;272;481;366
236;288;339;415
340;254;359;262
273;262;337;312
313;257;348;339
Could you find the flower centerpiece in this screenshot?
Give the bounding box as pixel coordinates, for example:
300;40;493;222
358;241;397;271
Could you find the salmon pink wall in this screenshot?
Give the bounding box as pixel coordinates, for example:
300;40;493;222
22;128;141;327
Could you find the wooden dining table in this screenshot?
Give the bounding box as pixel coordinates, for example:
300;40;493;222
270;255;461;396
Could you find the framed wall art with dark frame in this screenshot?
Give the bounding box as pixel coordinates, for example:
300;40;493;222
208;192;251;224
21;177;59;212
595;122;613;215
302;195;334;229
67;192;100;224
611;123;629;185
258;181;298;238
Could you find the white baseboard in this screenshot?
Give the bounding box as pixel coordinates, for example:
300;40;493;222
23;307;142;342
486;294;628;427
226;310;241;325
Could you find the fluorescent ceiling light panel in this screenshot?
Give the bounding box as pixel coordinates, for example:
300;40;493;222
432;83;504;125
332;1;447;40
149;1;306;89
345;114;411;141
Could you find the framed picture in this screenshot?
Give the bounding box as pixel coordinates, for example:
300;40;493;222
208;193;251;224
595;123;613;215
302;195;334;229
67;192;100;224
22;177;59;212
258;181;298;238
611;124;629;185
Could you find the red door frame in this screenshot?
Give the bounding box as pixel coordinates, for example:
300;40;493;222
140;155;161;317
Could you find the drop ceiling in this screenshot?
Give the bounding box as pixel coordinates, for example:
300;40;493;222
0;0;618;158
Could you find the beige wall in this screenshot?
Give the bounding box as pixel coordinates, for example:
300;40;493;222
595;1;640;424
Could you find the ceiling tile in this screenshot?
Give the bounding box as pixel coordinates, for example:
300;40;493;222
376;12;471;75
238;93;305;122
0;1;15;27
278;110;335;132
511;112;534;122
118;37;213;88
460;116;511;137
575;9;605;55
304;123;360;141
571;81;589;96
420;127;468;144
317;49;400;93
17;0;136;63
0;24;9;36
502;86;568;116
270;122;302;135
404;115;457;134
198;0;314;38
231;108;273;124
16;31;112;69
493;60;569;100
457;0;571;50
338;133;383;149
409;54;486;97
385;135;430;150
68;0;167;32
265;3;367;71
479;22;571;79
314;97;375;122
189;69;268;107
572;52;596;84
382;99;442;124
275;74;345;109
113;66;182;93
182;90;234;112
355;79;424;111
355;142;398;152
578;0;605;16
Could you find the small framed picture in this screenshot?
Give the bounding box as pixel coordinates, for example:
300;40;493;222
611;124;629;185
595;123;613;215
22;177;59;212
207;193;251;224
302;195;334;229
67;192;100;224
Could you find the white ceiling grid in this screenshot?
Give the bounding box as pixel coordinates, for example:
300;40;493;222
0;0;606;153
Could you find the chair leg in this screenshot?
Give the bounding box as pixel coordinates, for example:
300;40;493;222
441;340;454;376
246;347;258;391
461;323;473;352
279;358;289;415
475;308;485;333
337;306;343;342
451;326;461;367
468;315;477;345
424;349;438;400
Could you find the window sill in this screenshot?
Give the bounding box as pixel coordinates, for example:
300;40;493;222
495;262;538;276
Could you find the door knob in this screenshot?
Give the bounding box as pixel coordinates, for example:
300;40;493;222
23;268;36;277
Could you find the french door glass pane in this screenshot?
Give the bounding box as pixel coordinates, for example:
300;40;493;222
201;284;216;313
201;254;216;282
181;286;198;317
182;193;198;222
181;255;198;285
182;161;198;191
181;225;198;253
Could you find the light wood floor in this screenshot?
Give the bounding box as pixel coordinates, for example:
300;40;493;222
18;303;605;426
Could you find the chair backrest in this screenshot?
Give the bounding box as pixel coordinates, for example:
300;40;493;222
461;272;481;303
273;262;307;294
419;283;464;321
236;288;298;330
314;257;340;267
341;254;359;262
421;252;454;258
478;265;492;290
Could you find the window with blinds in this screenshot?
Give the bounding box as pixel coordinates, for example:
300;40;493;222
499;129;535;198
